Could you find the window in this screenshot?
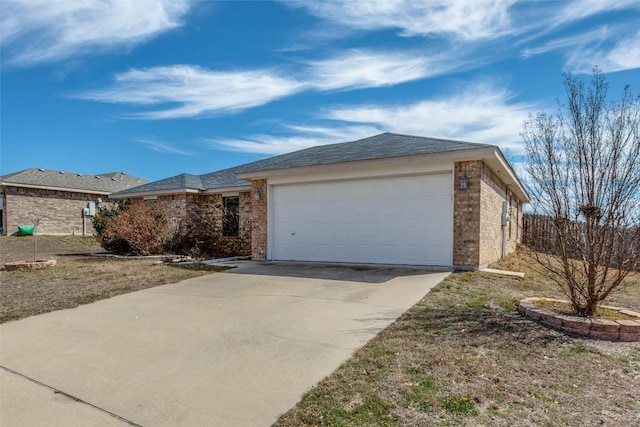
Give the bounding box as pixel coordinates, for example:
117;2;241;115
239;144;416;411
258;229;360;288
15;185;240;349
222;196;239;237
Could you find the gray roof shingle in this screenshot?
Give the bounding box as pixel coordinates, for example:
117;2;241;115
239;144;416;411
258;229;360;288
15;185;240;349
0;168;149;193
235;132;494;174
113;166;250;196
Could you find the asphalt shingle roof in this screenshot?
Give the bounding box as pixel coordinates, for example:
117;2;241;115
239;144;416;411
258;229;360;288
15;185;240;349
0;168;149;193
110;133;499;196
113;166;250;195
236;132;494;174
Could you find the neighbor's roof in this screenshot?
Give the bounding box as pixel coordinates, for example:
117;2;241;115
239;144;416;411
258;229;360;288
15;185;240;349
0;168;149;194
235;132;494;174
112;166;250;197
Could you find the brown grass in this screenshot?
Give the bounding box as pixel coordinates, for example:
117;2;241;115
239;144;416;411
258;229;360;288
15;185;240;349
0;236;225;323
275;248;640;426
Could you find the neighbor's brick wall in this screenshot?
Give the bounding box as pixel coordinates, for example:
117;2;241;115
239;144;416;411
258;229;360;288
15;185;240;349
251;179;267;260
3;186;103;235
453;161;482;267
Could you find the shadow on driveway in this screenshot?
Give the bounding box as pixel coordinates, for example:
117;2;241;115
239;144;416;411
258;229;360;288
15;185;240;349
225;261;450;284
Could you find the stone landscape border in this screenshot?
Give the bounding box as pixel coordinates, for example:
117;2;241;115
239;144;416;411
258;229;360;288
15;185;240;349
3;260;57;271
518;297;640;342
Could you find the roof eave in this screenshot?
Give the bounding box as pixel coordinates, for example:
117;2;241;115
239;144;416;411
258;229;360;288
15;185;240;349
201;185;252;194
1;182;112;195
109;188;202;199
482;150;531;203
235;146;530;203
235;146;496;180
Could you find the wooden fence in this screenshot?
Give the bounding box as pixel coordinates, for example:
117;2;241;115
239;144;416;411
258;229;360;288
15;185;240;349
522;213;640;270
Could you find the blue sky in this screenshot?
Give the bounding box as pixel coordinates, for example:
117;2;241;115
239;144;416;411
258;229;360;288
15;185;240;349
1;0;639;181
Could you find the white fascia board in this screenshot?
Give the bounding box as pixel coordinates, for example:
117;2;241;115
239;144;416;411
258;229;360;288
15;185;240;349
201;185;251;194
1;182;111;195
108;188;201;199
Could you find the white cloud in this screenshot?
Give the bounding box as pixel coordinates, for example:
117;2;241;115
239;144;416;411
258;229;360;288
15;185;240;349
0;0;192;66
77;65;306;119
553;0;640;28
136;138;194;156
282;0;516;40
324;82;536;152
520;27;610;58
209;125;380;155
79;49;476;118
210;81;538;156
306;50;462;90
565;31;640;73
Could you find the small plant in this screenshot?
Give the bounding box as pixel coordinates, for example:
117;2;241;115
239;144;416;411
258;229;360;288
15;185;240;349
438;395;478;415
560;346;590;356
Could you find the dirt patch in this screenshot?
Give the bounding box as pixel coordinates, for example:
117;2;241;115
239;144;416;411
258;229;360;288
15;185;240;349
275;250;640;426
0;236;226;323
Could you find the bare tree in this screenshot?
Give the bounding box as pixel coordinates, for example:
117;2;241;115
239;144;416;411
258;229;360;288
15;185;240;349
522;69;640;317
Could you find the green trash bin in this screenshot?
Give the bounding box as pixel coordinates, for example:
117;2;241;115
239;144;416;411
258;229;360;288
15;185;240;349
17;224;35;236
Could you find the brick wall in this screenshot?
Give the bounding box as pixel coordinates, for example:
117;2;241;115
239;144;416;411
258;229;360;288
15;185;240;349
251;179;267;260
453;161;482;267
478;164;522;266
453;161;523;268
3;186;104;235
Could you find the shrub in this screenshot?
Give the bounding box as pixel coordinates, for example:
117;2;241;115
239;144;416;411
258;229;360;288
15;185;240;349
175;209;250;259
97;201;176;256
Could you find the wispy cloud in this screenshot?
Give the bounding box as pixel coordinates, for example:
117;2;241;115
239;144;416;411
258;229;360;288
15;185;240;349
0;0;192;66
210;81;537;155
78;49;475;118
282;0;516;40
520;26;610;58
136;138;194;156
305;50;463;90
324;81;536;152
565;30;640;74
77;65;306;119
552;0;640;28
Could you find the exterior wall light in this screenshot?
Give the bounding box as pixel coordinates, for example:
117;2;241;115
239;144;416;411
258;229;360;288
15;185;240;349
254;187;263;201
460;172;469;190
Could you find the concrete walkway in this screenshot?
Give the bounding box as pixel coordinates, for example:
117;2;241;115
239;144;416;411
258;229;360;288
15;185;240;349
0;262;448;426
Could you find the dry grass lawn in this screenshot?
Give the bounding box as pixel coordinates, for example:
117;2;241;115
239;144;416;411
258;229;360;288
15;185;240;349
2;237;639;425
0;236;224;323
275;249;640;426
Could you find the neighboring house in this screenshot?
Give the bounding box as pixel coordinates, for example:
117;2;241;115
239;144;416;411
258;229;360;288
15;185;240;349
114;133;530;269
0;168;148;235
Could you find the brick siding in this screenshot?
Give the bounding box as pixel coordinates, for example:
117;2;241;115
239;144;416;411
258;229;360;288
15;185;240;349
251;179;267;260
453;161;482;266
453;161;523;268
2;186;104;235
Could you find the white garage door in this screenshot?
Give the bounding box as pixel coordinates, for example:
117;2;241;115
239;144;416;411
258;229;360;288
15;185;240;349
271;173;453;266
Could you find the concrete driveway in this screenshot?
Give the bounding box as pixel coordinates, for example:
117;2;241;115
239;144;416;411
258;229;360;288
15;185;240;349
0;262;449;426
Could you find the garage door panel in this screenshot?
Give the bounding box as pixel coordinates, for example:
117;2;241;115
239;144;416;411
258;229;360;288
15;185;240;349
272;174;453;266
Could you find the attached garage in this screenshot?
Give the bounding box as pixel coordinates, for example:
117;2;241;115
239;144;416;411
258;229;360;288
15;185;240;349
271;173;453;266
235;132;530;269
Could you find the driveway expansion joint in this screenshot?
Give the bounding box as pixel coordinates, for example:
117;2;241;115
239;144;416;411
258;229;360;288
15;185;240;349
0;365;141;427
